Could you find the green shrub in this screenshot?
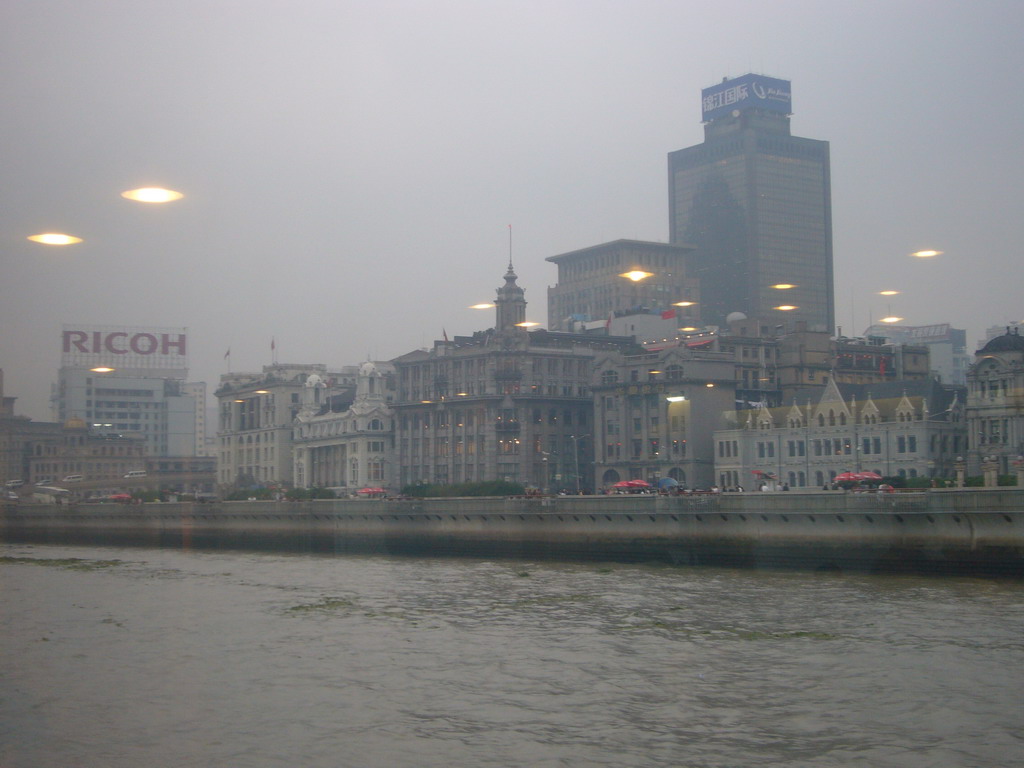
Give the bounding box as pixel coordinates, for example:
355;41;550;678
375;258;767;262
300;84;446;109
401;480;526;498
285;487;337;500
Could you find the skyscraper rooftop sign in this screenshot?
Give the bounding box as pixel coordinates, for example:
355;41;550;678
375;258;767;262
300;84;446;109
61;324;188;374
701;74;791;122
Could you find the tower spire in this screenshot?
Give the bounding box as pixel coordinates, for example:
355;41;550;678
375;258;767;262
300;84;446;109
495;227;527;333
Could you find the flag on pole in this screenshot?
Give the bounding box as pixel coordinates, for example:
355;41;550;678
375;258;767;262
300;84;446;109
224;348;230;359
443;328;449;342
271;337;275;351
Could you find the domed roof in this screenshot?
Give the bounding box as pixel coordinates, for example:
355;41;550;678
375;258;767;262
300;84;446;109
978;328;1024;354
304;373;325;388
725;311;748;323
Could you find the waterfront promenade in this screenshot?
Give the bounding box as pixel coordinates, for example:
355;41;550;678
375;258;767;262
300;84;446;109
3;489;1022;577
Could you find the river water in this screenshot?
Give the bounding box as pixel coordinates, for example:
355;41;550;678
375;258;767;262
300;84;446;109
1;543;1021;768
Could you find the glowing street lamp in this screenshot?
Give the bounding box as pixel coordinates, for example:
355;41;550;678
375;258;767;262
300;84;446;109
881;316;903;324
771;283;797;290
911;249;942;258
878;290;900;296
469;303;494;310
90;367;115;373
516;321;540;328
28;233;82;245
672;300;697;307
121;187;184;203
620;270;653;282
774;305;798;311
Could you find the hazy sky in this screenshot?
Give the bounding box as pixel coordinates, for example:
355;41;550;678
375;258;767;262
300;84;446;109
2;0;1022;420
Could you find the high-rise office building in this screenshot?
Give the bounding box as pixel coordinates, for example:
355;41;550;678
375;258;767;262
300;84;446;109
668;74;834;333
53;324;203;458
546;239;699;333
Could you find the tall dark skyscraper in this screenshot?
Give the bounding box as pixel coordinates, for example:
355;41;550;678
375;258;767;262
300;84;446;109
668;74;834;332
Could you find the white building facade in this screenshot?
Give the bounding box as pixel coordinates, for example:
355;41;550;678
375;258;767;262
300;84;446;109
965;327;1024;477
713;378;966;489
215;363;356;489
292;362;396;492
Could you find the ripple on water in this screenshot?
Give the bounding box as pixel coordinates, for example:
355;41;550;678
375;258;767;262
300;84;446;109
1;544;1021;768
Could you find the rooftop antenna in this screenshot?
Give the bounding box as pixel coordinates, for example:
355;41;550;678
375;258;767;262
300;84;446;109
508;224;513;271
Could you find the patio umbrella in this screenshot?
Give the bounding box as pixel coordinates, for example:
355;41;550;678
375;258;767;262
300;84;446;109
856;471;883;482
357;487;385;495
833;472;861;483
657;477;679;488
627;479;651;487
611;480;634;488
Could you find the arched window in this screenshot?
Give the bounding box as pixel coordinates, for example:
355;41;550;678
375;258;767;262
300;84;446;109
828;410;836;426
818;414;825;427
839;413;847;426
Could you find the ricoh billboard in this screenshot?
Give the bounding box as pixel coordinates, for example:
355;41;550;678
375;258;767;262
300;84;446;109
701;74;792;122
61;324;188;374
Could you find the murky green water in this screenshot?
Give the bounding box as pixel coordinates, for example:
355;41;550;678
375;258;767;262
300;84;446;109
1;544;1021;767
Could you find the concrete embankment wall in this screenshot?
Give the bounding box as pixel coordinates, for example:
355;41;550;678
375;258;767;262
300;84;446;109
3;489;1022;577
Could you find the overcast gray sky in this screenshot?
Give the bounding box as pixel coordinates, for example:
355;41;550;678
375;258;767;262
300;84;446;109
2;0;1021;420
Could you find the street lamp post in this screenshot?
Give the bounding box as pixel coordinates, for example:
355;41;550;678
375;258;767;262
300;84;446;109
570;434;590;493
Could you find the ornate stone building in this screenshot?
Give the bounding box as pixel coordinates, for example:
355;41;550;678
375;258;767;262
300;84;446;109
591;343;736;490
292;362;396;492
965;327;1024;477
215;364;356;489
713;377;965;489
392;263;636;492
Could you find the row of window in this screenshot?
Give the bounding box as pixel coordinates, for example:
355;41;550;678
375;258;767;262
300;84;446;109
721;434;942;460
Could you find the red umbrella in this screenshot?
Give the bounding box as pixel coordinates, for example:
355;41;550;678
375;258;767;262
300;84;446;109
627;479;651;487
856;471;883;482
612;480;634;488
833;472;861;483
357;487;385;495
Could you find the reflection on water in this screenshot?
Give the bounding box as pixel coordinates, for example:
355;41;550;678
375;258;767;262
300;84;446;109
1;544;1021;768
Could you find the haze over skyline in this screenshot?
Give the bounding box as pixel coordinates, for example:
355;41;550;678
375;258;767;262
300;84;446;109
3;0;1021;421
